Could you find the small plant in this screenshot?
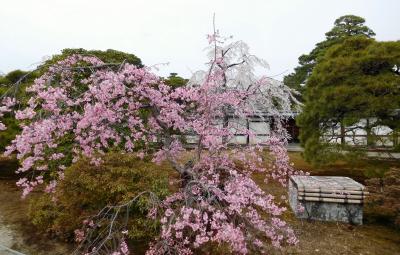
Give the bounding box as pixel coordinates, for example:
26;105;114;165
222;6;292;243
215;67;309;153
29;152;170;246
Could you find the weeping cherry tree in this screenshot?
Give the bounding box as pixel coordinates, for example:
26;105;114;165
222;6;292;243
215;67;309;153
0;30;304;254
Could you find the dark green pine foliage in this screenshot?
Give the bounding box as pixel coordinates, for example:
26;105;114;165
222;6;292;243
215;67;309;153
164;73;188;89
0;70;38;151
298;36;400;165
284;15;375;99
39;48;143;70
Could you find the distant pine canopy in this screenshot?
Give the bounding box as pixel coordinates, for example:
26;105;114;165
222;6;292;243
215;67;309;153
297;36;400;165
284;14;376;101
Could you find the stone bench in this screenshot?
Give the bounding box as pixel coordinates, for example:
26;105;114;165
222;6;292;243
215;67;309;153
289;176;368;225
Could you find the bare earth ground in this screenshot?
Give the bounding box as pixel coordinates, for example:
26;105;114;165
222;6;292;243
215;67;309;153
259;181;400;255
0;153;399;255
0;180;73;254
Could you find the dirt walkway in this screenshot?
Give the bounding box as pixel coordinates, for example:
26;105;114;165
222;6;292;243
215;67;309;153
0;180;72;255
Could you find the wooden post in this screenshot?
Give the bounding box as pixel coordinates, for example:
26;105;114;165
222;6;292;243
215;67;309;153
246;119;250;145
340;122;345;145
366;118;373;148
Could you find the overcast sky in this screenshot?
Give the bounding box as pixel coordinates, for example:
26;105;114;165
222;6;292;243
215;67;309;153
0;0;399;80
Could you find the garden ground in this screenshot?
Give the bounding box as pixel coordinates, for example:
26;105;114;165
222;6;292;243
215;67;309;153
0;153;399;255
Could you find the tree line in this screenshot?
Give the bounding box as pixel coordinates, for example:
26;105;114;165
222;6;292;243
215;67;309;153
284;15;400;164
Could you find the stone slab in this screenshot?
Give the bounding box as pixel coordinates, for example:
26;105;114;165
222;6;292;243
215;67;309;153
289;176;365;225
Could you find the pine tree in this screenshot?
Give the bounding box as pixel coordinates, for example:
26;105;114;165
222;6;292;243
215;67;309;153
284;15;375;99
298;36;400;164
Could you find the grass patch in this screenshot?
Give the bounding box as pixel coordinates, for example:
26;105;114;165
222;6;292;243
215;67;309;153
288;152;399;183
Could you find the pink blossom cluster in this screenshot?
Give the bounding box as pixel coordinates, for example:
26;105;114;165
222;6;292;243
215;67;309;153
0;97;16;130
146;152;297;254
266;136;308;186
110;239;129;255
4;54;186;196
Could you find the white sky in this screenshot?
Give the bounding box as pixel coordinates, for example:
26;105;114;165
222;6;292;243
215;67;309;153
0;0;399;80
